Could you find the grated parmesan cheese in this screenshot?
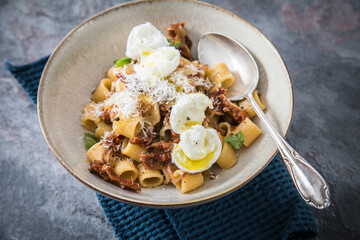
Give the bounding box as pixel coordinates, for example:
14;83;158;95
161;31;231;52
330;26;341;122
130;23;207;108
104;90;139;119
190;76;213;89
168;70;196;93
105;64;186;120
139;119;155;138
102;130;113;140
127;64;183;103
88;60;211;128
184;63;204;74
82;102;104;119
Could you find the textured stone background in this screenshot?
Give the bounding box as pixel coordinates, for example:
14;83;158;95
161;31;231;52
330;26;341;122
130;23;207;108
0;0;359;239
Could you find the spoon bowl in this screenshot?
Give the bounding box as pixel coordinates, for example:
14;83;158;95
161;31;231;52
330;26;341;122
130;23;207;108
198;32;330;209
198;33;258;100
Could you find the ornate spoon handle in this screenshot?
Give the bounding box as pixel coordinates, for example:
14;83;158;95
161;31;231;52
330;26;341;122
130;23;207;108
247;94;330;209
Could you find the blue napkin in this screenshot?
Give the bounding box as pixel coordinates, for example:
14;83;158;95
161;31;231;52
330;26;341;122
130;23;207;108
5;56;317;240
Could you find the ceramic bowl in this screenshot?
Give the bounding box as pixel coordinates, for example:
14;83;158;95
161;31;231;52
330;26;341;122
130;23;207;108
38;0;293;207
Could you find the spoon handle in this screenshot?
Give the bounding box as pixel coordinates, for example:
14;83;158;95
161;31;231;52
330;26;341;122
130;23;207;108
247;94;330;209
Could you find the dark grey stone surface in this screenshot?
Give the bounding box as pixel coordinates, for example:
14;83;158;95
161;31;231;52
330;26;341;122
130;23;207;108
0;0;359;239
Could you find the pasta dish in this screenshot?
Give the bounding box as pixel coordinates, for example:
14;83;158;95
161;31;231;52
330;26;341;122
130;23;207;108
81;22;266;193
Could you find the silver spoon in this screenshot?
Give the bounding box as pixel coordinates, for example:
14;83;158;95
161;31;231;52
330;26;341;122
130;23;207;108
198;33;330;209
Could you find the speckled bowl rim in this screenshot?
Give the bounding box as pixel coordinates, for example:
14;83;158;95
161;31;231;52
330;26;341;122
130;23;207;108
37;0;294;208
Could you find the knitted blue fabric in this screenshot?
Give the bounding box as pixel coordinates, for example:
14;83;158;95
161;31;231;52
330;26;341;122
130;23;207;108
4;56;317;240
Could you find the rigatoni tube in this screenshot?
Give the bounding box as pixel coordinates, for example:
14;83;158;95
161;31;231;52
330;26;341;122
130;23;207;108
81;102;102;131
217;142;237;169
207;63;234;88
238;90;266;118
113;114;142;139
232;118;262;147
92;78;112;102
86;142;105;163
137;164;164;188
121;138;145;162
113;159;139;181
173;170;204;194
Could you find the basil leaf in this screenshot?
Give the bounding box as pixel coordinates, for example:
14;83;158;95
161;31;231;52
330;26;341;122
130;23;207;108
167;38;181;49
114;57;132;67
167;38;174;45
224;131;245;150
84;133;100;150
173;41;181;49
